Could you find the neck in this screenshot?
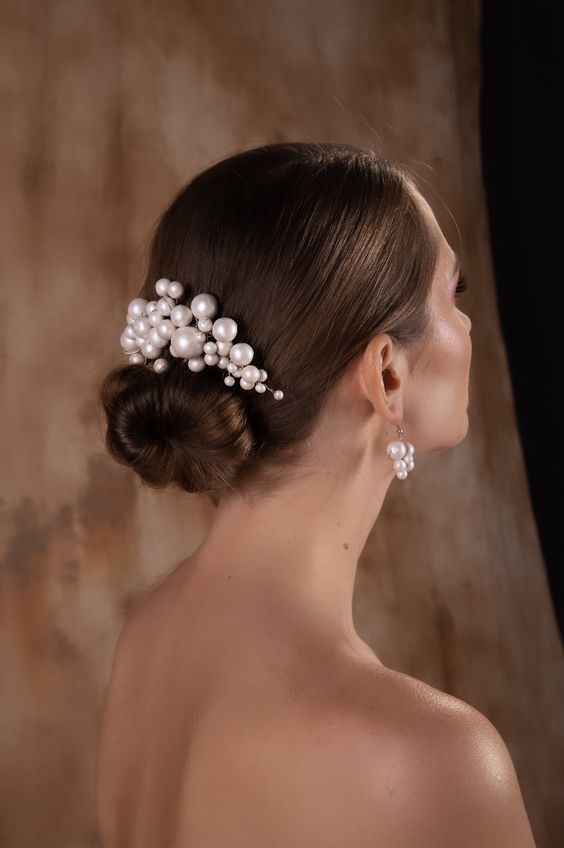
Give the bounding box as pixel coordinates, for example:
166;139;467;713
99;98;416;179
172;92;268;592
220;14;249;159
186;435;397;659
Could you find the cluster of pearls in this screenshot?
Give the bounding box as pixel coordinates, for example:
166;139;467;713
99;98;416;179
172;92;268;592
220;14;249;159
119;277;284;400
385;425;416;480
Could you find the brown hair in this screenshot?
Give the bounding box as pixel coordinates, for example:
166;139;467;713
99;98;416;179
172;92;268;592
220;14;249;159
99;142;438;507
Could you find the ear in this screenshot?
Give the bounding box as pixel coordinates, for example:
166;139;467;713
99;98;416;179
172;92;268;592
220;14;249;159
358;334;406;425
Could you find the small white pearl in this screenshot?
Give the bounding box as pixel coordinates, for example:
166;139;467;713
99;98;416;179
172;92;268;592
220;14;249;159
155;278;171;297
259;369;267;381
273;389;284;400
187;356;206;372
141;339;160;360
217;356;229;369
393;459;407;472
239;378;255;390
406;442;415;455
128;352;145;365
149;311;162;327
120;332;140;353
191;293;219;320
406;460;415;471
204;341;218;354
224;375;236;386
204;353;219;365
255;383;266;393
127;298;148;319
132;317;151;337
156;319;175;340
158;295;176;314
396;470;408;479
198;318;213;332
153;358;169;373
386;441;407;461
230;343;254;366
170;305;192;327
212;317;238;342
242;365;260;384
168;280;184;299
148;327;168;348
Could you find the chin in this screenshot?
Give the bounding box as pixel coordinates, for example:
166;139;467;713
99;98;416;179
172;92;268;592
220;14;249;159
421;411;470;456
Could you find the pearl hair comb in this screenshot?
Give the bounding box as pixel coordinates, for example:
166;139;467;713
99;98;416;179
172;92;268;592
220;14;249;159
119;278;284;399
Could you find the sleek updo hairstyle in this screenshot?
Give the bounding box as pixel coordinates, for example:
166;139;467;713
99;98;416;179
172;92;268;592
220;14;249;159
99;142;438;507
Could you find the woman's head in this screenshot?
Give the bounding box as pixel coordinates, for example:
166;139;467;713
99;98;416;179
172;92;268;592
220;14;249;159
99;141;471;507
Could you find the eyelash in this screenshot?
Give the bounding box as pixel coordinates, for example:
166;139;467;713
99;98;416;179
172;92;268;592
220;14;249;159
455;273;468;297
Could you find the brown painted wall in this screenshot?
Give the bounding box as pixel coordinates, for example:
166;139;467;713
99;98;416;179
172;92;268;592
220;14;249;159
0;1;562;845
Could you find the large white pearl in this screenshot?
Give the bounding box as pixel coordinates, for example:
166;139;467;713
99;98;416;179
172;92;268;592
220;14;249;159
156;319;175;340
170;326;204;359
155;278;171;297
168;280;184;299
153;358;169;373
140;339;160;359
191;293;219;320
170;305;192;327
148;327;168;348
230;343;254;366
128;298;148;319
212;317;238;342
188;357;206;372
386;441;407;461
120;332;140;353
241;365;260;384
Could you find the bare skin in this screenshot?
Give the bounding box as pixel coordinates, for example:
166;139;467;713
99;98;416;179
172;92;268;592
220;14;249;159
96;192;536;846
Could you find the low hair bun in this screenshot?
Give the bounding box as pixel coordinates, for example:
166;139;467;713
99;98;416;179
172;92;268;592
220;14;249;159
99;363;255;497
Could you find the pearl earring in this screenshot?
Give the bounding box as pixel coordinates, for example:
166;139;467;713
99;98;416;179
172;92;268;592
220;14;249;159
386;424;415;480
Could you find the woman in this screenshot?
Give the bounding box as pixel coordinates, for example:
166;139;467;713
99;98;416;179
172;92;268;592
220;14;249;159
95;142;536;846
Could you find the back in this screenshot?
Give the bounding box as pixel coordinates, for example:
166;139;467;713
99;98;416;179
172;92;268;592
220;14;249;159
96;570;535;847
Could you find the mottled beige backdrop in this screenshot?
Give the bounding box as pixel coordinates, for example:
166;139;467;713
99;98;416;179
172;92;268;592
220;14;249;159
1;0;562;845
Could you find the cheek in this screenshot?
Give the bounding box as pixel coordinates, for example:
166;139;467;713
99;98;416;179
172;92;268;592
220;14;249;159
411;317;471;433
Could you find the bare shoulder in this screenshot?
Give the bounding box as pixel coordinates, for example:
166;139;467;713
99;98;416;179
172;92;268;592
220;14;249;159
350;663;537;847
